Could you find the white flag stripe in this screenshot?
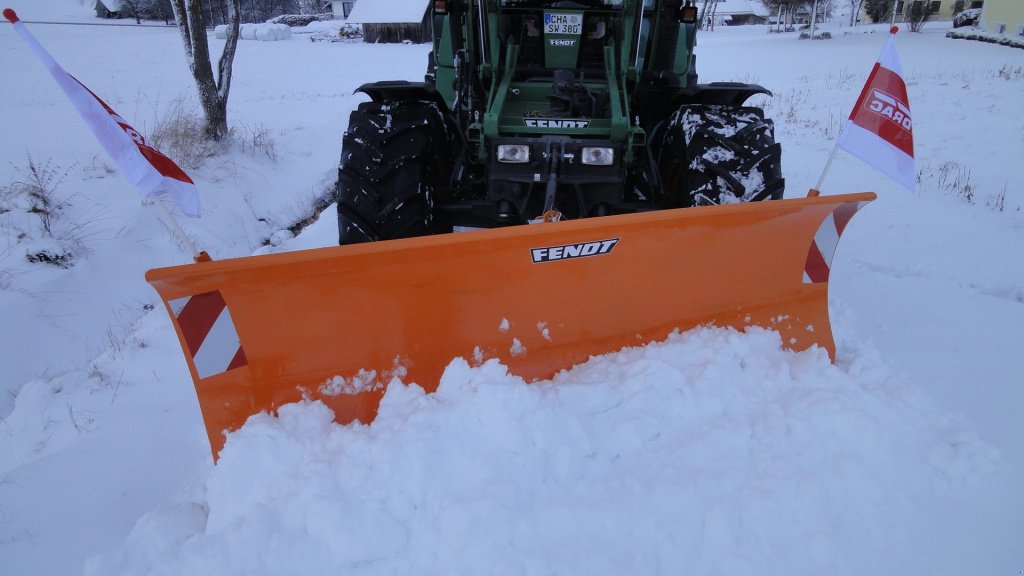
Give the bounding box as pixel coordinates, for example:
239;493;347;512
877;36;904;74
838;122;915;191
192;306;242;379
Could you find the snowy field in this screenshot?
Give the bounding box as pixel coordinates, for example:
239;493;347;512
2;1;1023;574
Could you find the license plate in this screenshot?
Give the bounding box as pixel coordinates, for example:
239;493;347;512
544;13;582;35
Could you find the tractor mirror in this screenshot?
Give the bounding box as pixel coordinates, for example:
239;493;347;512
679;4;698;23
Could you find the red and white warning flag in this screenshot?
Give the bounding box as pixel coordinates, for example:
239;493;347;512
3;9;200;217
836;27;915;192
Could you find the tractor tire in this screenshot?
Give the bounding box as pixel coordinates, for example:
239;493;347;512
656;104;784;208
336;100;452;245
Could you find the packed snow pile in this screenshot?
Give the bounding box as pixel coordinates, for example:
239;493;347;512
86;328;994;576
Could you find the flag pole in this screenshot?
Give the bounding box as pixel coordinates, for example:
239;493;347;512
810;140;841;196
153;198;202;260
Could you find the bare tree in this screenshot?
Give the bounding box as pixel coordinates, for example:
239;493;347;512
698;0;713;29
295;0;327;15
244;0;297;23
906;0;930;31
170;0;241;140
847;0;865;25
143;0;176;24
863;0;891;22
808;0;833;35
119;0;144;23
761;0;806;31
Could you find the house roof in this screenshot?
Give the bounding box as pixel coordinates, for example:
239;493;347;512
95;0;122;11
709;0;770;17
346;0;429;24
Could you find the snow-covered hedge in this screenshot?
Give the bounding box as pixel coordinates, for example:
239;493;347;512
269;13;333;27
215;23;292;41
946;28;1024;50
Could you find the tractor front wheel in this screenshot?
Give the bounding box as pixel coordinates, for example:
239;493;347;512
336;100;452;245
657;104;785;208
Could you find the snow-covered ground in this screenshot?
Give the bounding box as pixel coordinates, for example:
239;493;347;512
2;2;1023;574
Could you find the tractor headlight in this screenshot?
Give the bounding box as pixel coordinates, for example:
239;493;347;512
581;147;614;166
496;144;530;163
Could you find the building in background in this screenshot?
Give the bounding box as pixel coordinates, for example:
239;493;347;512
345;0;430;43
94;0;123;19
866;0;982;23
980;0;1024;35
704;0;771;27
331;0;356;19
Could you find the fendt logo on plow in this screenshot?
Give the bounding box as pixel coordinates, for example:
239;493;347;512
531;238;619;263
866;89;912;132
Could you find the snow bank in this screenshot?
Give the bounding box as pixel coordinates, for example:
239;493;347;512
215;23;292;41
86;328;994;576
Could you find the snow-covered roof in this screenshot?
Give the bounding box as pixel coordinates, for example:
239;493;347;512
345;0;429;24
710;0;770;17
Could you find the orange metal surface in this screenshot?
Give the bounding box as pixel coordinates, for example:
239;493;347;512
147;192;874;456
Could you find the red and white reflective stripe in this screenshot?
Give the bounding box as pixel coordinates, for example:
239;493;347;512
803;201;866;284
169;291;247;379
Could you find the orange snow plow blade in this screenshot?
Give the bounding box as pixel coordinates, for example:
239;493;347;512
147;192;873;456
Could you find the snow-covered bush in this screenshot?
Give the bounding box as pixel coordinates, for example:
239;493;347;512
953;8;982;28
308;23;363;42
0;155;85;268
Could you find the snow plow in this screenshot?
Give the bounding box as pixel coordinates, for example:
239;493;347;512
147;192;871;456
147;0;875;456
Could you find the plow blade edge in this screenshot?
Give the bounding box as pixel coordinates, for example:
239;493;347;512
147;192;874;456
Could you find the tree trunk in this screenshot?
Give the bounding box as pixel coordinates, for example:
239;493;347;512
699;0;712;30
170;0;241;141
810;0;819;36
851;0;864;26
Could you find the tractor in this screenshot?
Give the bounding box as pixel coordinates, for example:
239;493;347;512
335;0;784;242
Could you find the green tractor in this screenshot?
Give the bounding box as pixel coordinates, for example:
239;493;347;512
336;0;784;242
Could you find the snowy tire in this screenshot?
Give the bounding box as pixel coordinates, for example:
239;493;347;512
656;104;784;208
336;100;452;244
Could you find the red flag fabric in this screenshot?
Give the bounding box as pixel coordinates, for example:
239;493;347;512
837;27;915;192
4;9;201;217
